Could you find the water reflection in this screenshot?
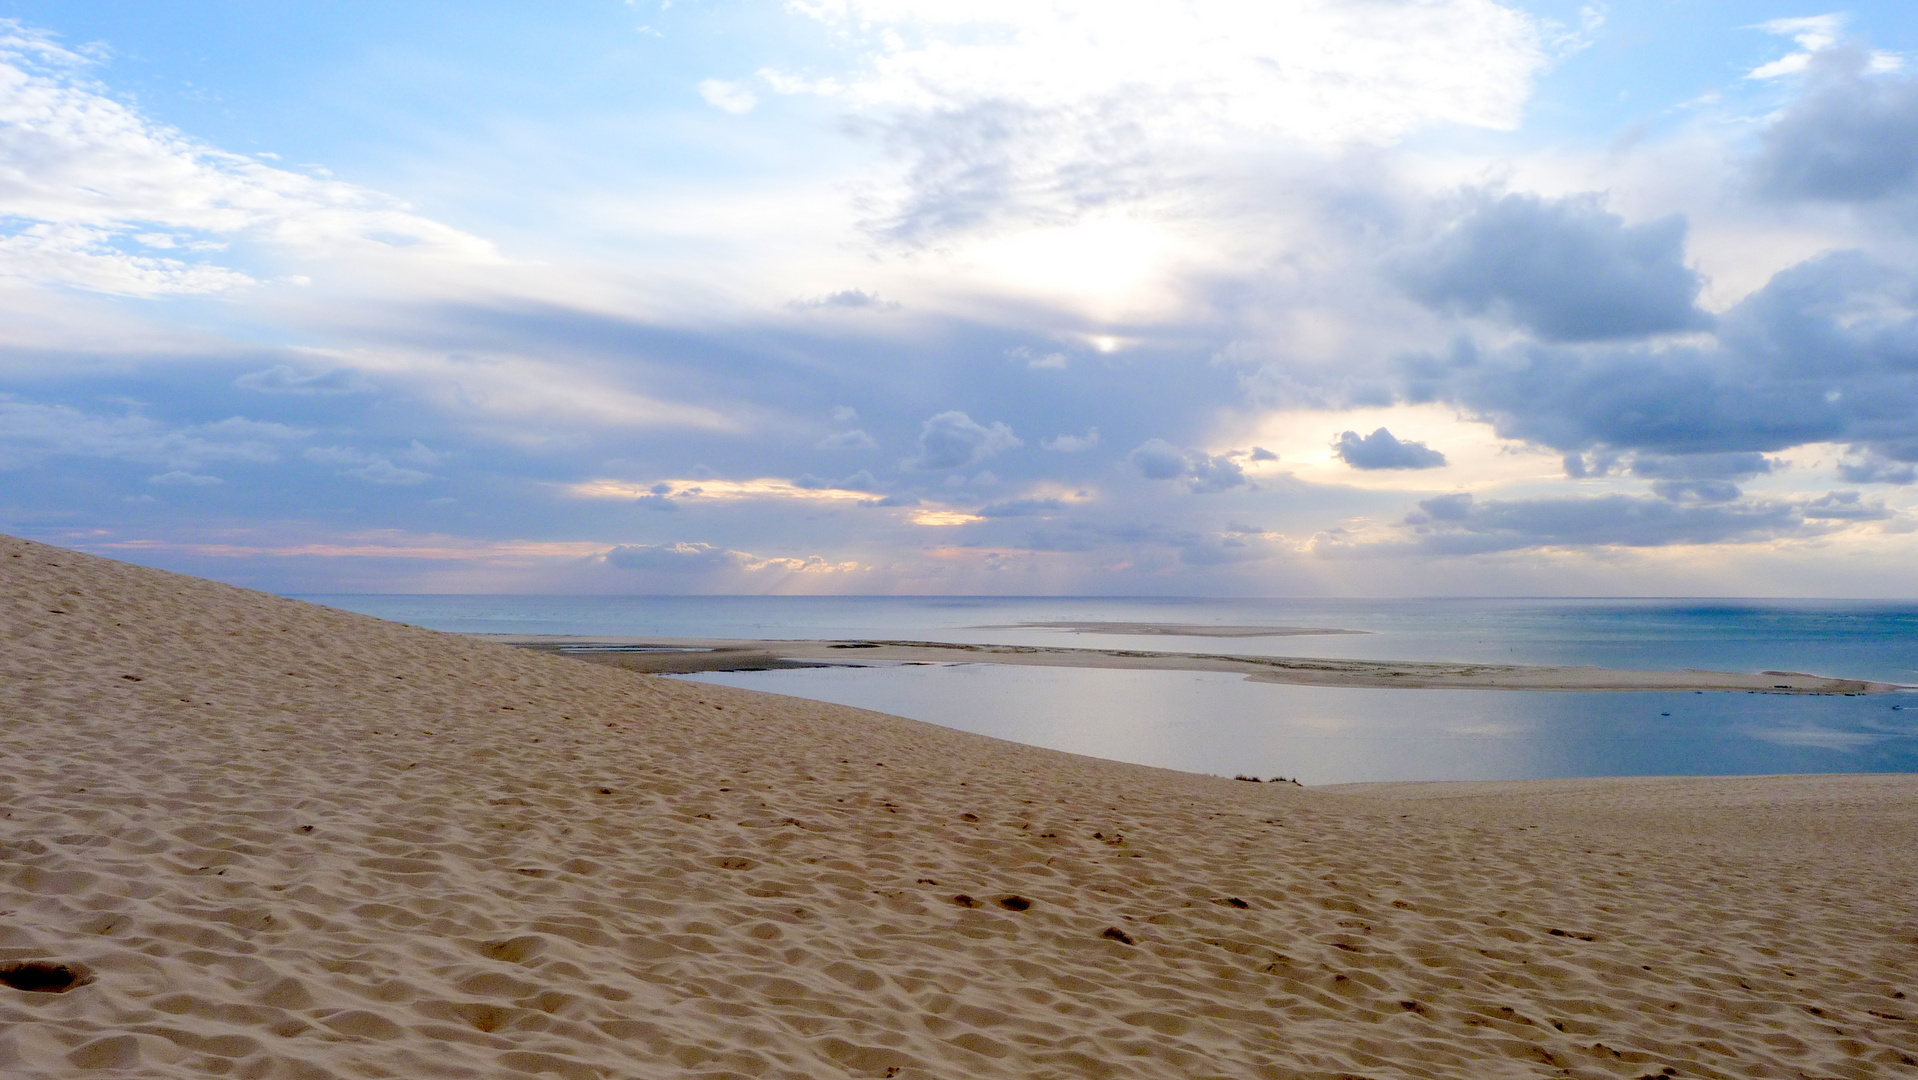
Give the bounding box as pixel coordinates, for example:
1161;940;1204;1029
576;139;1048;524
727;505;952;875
677;663;1918;785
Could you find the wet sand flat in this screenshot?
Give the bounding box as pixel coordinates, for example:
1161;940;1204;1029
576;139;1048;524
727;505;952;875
3;533;1915;1079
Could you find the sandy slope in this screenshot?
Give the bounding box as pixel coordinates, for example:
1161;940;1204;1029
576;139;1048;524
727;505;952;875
1;534;1914;1080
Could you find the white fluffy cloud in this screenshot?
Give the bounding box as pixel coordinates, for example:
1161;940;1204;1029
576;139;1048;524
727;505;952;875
778;0;1546;143
0;20;496;295
765;0;1550;244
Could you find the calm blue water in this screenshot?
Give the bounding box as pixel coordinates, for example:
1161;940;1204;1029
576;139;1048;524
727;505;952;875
301;595;1918;784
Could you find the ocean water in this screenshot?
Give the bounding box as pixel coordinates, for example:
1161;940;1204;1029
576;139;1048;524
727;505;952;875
301;595;1918;785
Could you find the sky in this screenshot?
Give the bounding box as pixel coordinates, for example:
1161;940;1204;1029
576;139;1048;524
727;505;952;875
3;2;1918;596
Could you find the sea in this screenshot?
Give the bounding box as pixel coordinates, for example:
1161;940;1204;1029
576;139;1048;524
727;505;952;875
297;595;1918;786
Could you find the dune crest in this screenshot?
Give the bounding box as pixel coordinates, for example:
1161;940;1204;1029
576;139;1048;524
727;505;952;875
1;534;1914;1078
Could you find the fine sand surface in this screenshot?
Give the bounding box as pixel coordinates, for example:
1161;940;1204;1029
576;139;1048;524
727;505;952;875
966;622;1369;638
489;635;1900;694
3;534;1916;1080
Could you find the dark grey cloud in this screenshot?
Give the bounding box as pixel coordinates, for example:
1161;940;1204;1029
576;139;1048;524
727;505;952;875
1560;449;1621;478
1634;452;1773;503
816;428;877;450
605;542;744;571
976;497;1065;517
1753;50;1918;203
1648;479;1741;504
1333;427;1446;470
1396;192;1710;342
1128;438;1187;480
1838;452;1917;485
1629;452;1773;480
1400;492;1812;553
906;410;1021;470
1802;490;1892;521
1126;439;1247;492
1426;250;1918;466
797;469;884;493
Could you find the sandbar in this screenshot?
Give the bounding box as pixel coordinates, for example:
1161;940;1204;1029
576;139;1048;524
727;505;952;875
490;634;1902;694
968;620;1369;637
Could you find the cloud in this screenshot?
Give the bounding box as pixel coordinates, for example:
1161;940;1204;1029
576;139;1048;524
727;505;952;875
697;78;758;114
604;541;858;574
790;289;898;310
1801;490;1892;521
147;470;222;486
1629;452;1774;481
907;410;1021;470
975;497;1065;517
1752;50;1918;203
1333;427;1447;470
605;541;745;571
1428;251;1918;459
0;400;298;470
817;428;878;450
569;476;876;503
1043;427;1099;452
1396;192;1709;341
1249;446;1278;462
1395;492;1816;553
1008;346;1069;369
775;0;1548;241
1648;479;1742;504
1126;438;1247;492
235;365;373;395
1634;452;1774;502
1746;15;1848;80
1837;451;1917;485
302;446;433;485
779;1;1544;141
0;22;496;295
1128;438;1187;480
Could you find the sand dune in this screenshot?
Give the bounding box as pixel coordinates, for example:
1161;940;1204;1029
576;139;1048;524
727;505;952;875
2;534;1915;1079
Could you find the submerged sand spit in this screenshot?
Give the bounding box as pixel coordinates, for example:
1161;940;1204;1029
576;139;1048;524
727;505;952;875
2;535;1915;1079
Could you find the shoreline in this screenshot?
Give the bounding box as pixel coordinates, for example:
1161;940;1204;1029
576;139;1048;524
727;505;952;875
481;633;1906;694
